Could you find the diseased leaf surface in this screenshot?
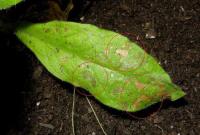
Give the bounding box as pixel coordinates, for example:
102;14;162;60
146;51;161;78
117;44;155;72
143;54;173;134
0;0;22;10
16;21;185;112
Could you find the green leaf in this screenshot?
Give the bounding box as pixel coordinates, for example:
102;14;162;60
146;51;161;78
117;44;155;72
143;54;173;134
0;0;22;10
15;21;185;112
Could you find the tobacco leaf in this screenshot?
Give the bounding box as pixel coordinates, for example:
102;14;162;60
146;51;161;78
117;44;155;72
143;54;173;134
15;21;185;112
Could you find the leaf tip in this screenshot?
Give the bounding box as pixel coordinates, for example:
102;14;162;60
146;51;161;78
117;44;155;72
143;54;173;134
170;90;186;101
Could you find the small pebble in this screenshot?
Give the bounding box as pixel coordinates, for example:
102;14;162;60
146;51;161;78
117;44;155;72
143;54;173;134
164;60;168;64
170;125;174;129
80;16;85;21
145;29;157;39
39;123;54;129
36;101;40;106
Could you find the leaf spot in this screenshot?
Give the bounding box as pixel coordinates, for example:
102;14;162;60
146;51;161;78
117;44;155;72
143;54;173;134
132;95;150;109
116;49;128;57
82;71;96;87
135;81;145;90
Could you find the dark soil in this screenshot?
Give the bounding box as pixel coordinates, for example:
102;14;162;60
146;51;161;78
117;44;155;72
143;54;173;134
1;0;200;135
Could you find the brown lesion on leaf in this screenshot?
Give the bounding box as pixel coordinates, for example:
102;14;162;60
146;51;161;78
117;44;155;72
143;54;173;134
157;82;165;91
115;41;132;57
151;81;170;100
104;46;113;56
156;91;170;100
123;78;146;91
82;71;96;87
132;95;151;109
135;81;146;90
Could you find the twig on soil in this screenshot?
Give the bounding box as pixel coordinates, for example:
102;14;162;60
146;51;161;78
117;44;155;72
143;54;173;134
86;96;107;135
39;123;54;129
72;87;76;135
154;124;165;135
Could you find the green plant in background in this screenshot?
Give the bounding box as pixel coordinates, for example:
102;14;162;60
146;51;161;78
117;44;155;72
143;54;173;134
0;0;23;10
2;1;185;112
